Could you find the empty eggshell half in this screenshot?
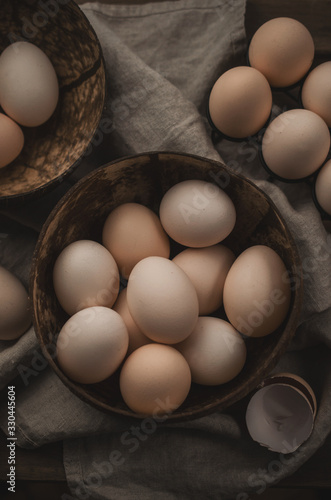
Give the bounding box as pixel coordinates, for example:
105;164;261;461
56;306;129;384
262;109;330;180
314;160;331;216
246;373;316;454
208;66;272;139
248;17;314;88
172;244;235;315
176;317;246;385
127;256;199;344
159;180;236;248
102;203;170;279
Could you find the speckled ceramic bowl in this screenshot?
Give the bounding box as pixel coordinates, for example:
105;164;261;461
0;0;105;204
30;152;303;422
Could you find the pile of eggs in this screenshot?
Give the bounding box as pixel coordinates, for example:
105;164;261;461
208;17;331;217
53;179;291;416
0;41;59;169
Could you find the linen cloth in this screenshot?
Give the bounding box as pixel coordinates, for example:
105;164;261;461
1;0;331;498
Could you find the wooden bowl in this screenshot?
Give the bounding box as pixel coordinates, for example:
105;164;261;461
0;0;105;205
30;152;303;422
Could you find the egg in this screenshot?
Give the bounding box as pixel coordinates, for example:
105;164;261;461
119;344;191;415
172;244;235;315
102;203;170;279
0;265;31;341
126;256;199;344
112;288;152;354
0;113;24;169
223;245;291;338
208;66;272;139
159;180;236;247
0;42;59;127
246;373;316;454
301;61;331;127
53;240;120;316
176;317;246;385
314;160;331;216
248;17;314;88
261;109;331;180
56;306;129;384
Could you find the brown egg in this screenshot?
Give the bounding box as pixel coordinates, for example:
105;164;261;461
0;266;31;341
172;244;235;315
119;344;191;415
209;66;272;139
53;240;120;316
248;17;314;88
102;203;170;279
301;62;331;127
176;317;246;386
0;113;24;169
112;288;152;354
262;109;330;180
223;245;291;338
315;160;331;216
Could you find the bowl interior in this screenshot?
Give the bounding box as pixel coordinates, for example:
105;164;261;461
31;152;303;422
0;0;105;203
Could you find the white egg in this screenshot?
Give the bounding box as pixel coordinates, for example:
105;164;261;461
53;240;120;316
56;306;129;384
159;180;236;247
0;42;59;127
176;317;246;385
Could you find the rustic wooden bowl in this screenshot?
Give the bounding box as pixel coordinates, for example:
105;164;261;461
30;152;303;422
0;0;105;205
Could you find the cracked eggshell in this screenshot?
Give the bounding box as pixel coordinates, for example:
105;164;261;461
246;373;316;454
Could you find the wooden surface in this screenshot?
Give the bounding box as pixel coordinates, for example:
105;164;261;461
1;0;331;494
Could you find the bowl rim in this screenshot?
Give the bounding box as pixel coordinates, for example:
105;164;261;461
30;150;304;422
0;0;106;207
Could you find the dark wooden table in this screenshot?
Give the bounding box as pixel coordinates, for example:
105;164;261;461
1;0;331;498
